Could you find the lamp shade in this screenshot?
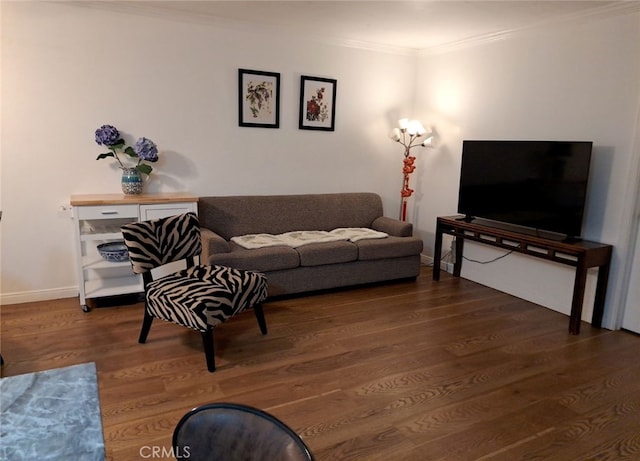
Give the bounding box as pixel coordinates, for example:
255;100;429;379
422;136;435;147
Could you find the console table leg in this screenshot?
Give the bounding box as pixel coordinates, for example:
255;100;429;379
591;263;611;328
433;225;443;281
570;260;589;334
454;237;464;277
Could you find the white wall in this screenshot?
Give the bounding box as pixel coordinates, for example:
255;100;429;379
414;12;640;328
0;2;415;303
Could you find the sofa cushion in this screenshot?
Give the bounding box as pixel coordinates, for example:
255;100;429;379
208;243;300;272
356;236;424;260
297;241;358;267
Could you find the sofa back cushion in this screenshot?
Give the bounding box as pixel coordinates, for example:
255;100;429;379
198;193;384;240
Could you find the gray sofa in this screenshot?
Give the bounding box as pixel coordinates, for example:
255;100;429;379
198;192;423;297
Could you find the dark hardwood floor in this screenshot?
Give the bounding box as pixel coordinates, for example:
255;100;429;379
2;267;639;460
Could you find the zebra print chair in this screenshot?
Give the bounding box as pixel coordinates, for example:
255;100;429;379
121;212;268;372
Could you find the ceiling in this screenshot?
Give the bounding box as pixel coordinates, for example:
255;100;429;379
80;1;637;52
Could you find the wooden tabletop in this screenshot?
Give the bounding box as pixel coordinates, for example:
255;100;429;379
70;193;199;206
437;215;611;252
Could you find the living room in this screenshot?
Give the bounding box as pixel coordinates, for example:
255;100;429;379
2;1;639;328
2;1;640;459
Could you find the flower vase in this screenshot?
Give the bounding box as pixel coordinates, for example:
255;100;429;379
121;167;143;195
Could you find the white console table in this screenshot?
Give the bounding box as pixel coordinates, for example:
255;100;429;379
71;193;198;311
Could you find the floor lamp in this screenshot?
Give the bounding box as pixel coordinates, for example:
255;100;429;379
389;118;435;221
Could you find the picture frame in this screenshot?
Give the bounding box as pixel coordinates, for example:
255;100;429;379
298;75;337;131
238;68;280;128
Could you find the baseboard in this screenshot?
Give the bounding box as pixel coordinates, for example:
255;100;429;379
420;254;433;266
5;256;455;305
420;254;454;273
1;286;78;306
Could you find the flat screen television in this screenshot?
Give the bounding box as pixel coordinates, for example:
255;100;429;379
457;140;593;240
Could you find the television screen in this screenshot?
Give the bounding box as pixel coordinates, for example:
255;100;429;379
457;140;593;239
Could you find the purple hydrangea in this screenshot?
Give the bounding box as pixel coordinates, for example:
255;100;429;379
95;124;120;146
133;137;159;162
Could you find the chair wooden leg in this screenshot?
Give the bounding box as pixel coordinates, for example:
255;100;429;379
138;310;154;344
254;304;268;335
202;327;216;372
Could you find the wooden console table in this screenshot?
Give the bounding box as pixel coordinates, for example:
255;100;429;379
432;216;613;334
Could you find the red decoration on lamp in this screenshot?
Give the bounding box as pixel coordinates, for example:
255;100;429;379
389;119;435;221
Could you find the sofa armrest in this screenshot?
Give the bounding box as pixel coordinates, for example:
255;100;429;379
371;216;413;237
201;227;231;263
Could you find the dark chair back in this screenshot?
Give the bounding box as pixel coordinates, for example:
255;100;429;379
173;402;314;461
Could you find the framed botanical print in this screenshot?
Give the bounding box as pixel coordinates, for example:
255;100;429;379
298;75;337;131
238;68;280;128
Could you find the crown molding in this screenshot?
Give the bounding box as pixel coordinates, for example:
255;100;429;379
420;1;640;57
65;1;419;56
65;1;639;58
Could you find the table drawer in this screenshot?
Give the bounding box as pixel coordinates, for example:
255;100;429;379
76;204;139;220
140;202;197;221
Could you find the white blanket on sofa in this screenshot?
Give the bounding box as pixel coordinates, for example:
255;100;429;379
231;228;388;249
328;227;389;242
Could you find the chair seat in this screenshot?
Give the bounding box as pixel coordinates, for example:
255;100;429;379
147;265;268;332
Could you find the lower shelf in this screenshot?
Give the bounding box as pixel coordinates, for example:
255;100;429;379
84;276;143;299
